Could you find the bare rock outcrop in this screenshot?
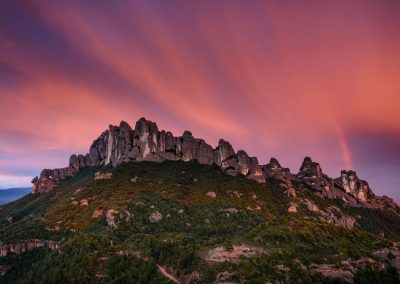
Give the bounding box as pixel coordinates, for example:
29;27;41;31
288;204;298;213
32;154;90;194
32;118;269;194
0;240;59;257
149;211;163;223
30;117;398;211
203;244;267;263
106;209;119;228
334;170;375;204
31;170;56;194
296;157;360;206
94;172;112;180
263;157;296;190
205;192;217;199
309;264;353;283
92;209;104;219
373;243;400;274
303;199;319;212
319;206;357;229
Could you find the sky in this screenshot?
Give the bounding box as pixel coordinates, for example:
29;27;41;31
0;1;399;200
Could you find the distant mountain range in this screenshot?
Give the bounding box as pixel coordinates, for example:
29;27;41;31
0;188;31;205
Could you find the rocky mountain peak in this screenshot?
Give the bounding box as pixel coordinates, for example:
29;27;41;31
182;130;193;136
334;170;374;203
266;157;282;169
299;156;323;178
31;117;398;210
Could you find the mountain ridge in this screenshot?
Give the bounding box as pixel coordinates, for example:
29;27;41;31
31;117;398;211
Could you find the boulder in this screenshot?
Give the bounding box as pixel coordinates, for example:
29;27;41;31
95;172;112;180
206;192;217;199
6;215;13;224
288;204;298;213
92;209;104;219
149;211;163;223
303;199;319;212
224;208;238;214
106;210;119;228
122;210;134;222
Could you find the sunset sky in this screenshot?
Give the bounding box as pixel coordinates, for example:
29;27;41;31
0;1;399;200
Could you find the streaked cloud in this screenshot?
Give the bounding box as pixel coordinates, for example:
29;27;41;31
0;1;399;200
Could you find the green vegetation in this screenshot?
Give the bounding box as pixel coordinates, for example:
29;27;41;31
0;160;399;283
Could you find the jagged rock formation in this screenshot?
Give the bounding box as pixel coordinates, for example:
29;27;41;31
31;154;91;194
334;170;374;202
31;117;398;211
296;157;360;206
263;157;297;190
32;118;266;193
0;240;59;257
295;157;398;210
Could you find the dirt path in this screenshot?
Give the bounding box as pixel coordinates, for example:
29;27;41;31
157;264;180;284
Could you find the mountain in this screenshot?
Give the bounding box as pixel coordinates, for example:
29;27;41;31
0;188;31;205
1;117;400;283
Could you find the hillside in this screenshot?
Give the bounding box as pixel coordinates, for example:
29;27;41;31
1;117;400;283
1;160;400;283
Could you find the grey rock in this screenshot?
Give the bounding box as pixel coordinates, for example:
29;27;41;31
0;240;59;257
215;139;236;167
237;150;251;175
133;117;159;158
149;211;163;223
30;117;399;210
334;170;374;202
94;172;112;180
180;131;199;161
106;209;119;228
196;140;214;165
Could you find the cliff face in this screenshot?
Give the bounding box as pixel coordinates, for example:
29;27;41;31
32;118;264;191
0;240;59;257
31;117;398;210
